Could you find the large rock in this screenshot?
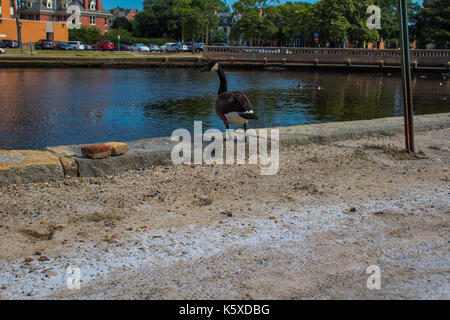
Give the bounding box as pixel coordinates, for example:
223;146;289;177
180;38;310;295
81;145;112;159
0;150;64;186
104;142;128;156
59;156;78;177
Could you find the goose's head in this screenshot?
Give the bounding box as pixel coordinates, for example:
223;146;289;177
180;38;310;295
201;61;220;72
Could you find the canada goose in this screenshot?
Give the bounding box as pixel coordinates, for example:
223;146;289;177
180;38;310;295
201;61;258;134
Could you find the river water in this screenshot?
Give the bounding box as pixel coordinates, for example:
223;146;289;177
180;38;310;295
0;68;448;150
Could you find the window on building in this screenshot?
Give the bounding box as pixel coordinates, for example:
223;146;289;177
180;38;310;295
90;16;96;25
47;1;53;9
90;1;96;10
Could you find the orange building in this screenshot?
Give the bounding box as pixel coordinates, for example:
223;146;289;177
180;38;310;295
0;0;68;42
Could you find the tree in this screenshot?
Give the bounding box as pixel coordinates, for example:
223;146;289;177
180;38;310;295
415;0;450;48
230;0;280;45
112;17;133;32
69;27;103;44
307;0;379;47
134;0;180;39
377;0;420;48
267;1;312;46
12;0;26;51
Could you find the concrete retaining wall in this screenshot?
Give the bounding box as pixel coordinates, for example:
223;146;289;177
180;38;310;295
0;113;449;186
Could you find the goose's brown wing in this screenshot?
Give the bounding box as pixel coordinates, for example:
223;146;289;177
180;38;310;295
216;91;258;119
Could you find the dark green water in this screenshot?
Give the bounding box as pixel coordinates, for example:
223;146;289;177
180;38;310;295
0;68;448;150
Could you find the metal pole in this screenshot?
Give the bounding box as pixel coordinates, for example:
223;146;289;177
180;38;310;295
398;0;415;154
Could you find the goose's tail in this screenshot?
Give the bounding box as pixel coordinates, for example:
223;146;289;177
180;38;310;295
239;112;258;120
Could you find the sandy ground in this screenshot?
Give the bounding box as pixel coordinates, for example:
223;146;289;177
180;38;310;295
0;128;448;300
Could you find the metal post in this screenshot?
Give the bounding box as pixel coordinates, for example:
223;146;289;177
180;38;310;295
398;0;415;154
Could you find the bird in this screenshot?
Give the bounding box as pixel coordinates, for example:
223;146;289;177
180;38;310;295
201;61;258;135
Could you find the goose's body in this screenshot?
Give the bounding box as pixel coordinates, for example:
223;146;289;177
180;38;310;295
202;62;257;131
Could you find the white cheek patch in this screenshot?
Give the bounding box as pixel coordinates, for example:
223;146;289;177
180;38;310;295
211;63;219;72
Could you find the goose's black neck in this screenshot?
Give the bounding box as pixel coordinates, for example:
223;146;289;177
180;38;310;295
217;65;228;95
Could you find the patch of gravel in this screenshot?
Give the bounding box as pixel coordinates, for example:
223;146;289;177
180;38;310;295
0;128;449;299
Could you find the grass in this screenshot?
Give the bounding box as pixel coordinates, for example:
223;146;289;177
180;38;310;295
352;149;369;160
2;48;202;59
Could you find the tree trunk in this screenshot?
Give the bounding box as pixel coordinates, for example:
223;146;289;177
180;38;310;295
13;0;23;53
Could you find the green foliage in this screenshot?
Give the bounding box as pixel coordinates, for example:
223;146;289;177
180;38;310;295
210;28;228;43
230;0;280;43
415;0;450;48
307;0;379;46
69;27;103;44
376;0;420;47
69;27;174;46
112;17;133;32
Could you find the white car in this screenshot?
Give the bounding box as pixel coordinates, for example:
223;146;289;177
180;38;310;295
163;43;178;52
130;44;150;53
68;41;85;51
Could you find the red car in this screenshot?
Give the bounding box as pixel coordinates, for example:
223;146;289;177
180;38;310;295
94;40;115;51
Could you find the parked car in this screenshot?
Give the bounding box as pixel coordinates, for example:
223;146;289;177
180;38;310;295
186;42;204;52
35;39;55;50
164;43;179;53
68;41;85;51
0;39;18;48
148;44;161;52
130;44;150;53
212;42;230;47
82;43;93;51
94;40;114;51
55;41;74;51
179;43;188;52
119;43;131;51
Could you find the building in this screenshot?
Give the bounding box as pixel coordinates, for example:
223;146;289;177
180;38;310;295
216;12;247;45
0;0;68;42
111;8;138;21
21;0;112;35
0;0;112;43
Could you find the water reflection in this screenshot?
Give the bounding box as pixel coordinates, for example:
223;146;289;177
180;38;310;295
0;68;448;150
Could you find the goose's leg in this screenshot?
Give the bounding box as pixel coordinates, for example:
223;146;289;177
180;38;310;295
243;123;248;142
224;122;232;141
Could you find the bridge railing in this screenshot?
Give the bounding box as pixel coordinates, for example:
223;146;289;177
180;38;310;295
204;46;450;68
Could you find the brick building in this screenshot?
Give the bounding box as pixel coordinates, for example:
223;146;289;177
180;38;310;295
0;0;112;43
111;8;138;21
0;0;68;42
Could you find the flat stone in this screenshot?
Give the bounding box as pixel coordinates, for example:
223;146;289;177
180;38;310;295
81;145;112;159
0;150;64;186
105;142;128;156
